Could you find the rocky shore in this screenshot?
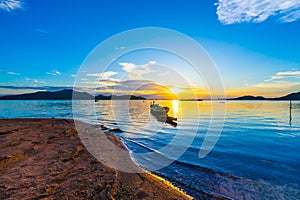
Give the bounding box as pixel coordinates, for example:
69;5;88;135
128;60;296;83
0;118;191;200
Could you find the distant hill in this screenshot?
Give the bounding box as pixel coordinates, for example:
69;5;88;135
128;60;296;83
0;89;146;100
229;91;300;101
0;89;93;100
230;95;266;100
275;92;300;100
95;94;146;101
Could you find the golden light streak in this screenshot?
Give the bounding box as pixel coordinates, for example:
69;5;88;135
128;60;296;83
172;100;179;117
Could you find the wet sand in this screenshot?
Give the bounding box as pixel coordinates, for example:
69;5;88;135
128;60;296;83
0;118;192;200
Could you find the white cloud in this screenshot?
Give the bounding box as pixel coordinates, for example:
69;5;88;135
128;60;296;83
277;71;300;76
119;61;156;80
97;79;119;86
86;71;118;79
47;70;62;76
0;0;23;12
115;46;126;50
119;62;137;72
25;78;45;84
7;71;19;75
253;70;300;89
84;71;119;87
264;70;300;82
280;9;300;22
216;0;300;24
253;81;300;88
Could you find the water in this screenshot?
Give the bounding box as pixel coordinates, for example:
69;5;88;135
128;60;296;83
0;100;299;199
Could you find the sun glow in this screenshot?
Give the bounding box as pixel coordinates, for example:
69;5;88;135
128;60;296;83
172;100;179;117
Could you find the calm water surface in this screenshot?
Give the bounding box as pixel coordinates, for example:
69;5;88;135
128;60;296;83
0;100;299;199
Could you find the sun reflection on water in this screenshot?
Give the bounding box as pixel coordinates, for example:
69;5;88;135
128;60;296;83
172;100;179;117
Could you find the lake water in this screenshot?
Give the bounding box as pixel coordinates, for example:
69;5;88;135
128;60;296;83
0;100;299;199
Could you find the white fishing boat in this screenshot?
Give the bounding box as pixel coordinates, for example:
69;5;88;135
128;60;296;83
150;103;169;116
150;102;177;127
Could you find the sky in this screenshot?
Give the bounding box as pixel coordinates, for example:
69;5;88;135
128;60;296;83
0;0;300;98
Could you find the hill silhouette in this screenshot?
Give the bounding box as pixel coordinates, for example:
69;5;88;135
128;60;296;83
0;89;146;100
95;94;145;101
229;91;300;101
0;89;93;100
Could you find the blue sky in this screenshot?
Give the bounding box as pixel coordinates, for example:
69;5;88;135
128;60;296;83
0;0;300;97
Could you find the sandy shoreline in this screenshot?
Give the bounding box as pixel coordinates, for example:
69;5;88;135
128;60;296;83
0;118;192;199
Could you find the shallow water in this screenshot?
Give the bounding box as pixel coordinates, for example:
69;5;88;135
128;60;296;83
0;100;299;199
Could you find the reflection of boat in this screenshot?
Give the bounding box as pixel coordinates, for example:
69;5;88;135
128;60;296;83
150;103;177;127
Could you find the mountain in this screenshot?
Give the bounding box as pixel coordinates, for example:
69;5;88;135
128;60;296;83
229;92;300;101
95;94;146;100
275;92;300;100
0;89;93;100
111;95;146;100
95;94;111;100
0;89;147;100
229;95;266;100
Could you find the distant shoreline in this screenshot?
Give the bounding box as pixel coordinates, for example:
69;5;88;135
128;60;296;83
0;89;299;101
1;99;299;101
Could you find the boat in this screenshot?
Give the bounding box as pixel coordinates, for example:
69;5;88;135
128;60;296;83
150;104;169;116
150;103;177;127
